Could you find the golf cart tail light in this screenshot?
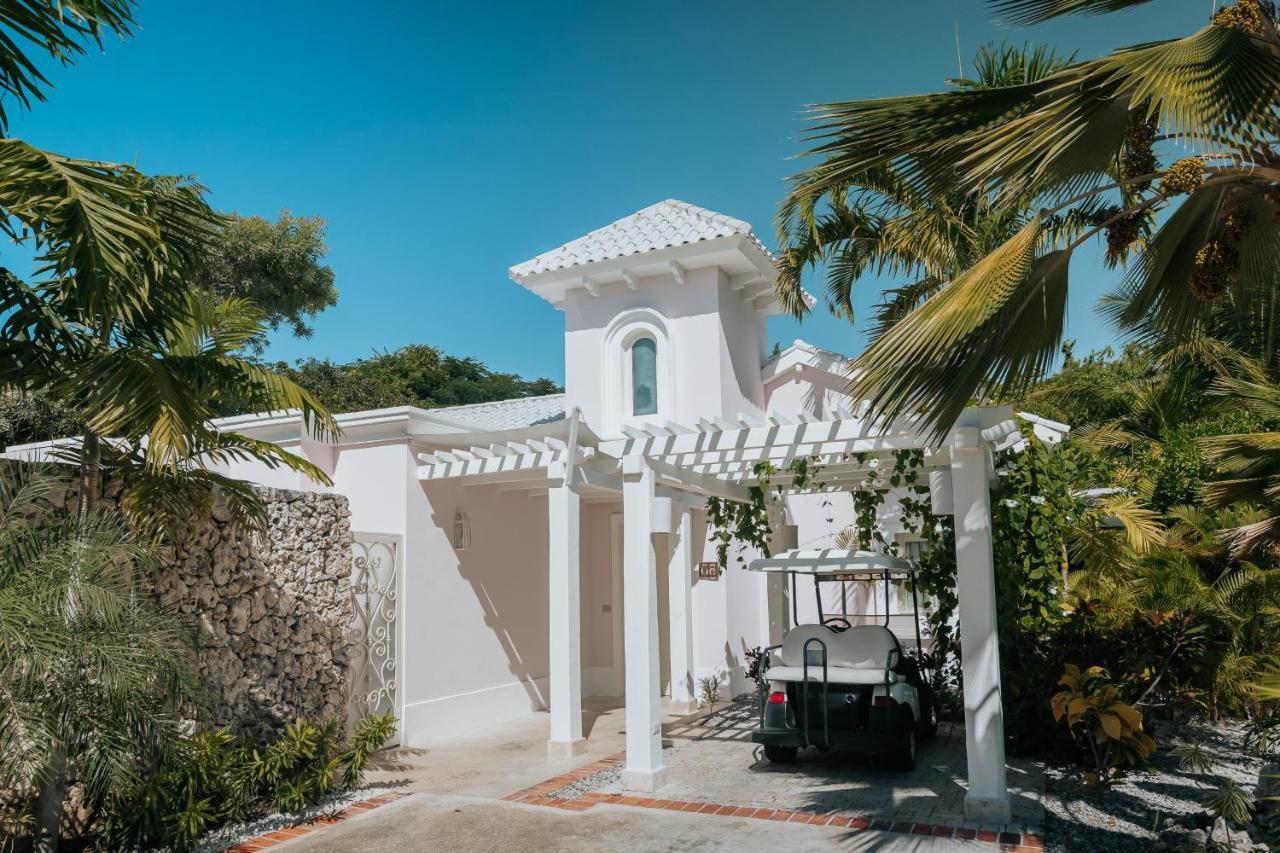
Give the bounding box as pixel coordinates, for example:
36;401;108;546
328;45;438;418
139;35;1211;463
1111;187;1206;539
768;691;786;705
873;696;898;709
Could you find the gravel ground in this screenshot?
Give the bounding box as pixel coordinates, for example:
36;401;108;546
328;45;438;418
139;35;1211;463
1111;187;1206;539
1042;720;1271;853
178;785;394;853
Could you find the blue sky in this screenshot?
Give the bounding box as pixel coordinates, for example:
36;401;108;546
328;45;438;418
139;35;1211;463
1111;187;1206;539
14;0;1208;384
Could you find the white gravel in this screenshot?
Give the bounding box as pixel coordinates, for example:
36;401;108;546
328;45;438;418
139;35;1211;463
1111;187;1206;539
175;785;395;853
1042;720;1270;853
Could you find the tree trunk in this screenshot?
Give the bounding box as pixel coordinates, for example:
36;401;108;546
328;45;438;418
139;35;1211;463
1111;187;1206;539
36;430;102;851
33;748;66;853
77;429;101;519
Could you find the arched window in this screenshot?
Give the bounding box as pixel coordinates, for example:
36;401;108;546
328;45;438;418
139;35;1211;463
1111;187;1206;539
631;336;658;415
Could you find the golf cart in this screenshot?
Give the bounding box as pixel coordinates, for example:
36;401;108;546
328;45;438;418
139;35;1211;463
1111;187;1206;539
746;549;938;770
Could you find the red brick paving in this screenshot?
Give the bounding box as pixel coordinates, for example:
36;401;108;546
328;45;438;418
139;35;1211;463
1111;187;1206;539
500;750;1044;849
221;792;413;852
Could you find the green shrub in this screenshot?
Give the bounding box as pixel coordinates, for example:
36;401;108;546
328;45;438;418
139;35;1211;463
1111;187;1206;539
96;713;396;852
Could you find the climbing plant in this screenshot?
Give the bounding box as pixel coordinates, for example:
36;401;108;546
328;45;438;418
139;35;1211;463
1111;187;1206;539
704;457;826;568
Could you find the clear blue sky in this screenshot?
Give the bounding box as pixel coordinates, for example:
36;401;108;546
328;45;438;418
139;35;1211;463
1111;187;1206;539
15;0;1209;384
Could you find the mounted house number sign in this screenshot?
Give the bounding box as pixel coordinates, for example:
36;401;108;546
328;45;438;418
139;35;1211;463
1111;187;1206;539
697;562;722;580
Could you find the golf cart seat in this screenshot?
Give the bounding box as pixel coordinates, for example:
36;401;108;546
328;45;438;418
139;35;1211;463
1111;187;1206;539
764;624;904;686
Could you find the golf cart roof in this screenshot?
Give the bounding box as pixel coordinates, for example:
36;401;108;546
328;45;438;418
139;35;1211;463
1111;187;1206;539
746;549;918;577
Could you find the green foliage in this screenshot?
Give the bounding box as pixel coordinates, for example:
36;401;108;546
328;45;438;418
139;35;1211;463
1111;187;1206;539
274;344;561;415
97;713;396;852
704;458;824;568
1052;664;1156;791
198;211;338;347
0;389;82;451
0;466;197;809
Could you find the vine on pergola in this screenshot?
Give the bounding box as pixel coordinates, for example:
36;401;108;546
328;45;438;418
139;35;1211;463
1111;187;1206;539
702;449;961;665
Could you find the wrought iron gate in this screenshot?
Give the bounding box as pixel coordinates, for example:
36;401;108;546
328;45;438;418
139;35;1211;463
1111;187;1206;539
349;533;400;742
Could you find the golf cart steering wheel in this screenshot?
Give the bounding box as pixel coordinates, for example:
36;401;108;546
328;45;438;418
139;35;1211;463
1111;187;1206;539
821;616;852;632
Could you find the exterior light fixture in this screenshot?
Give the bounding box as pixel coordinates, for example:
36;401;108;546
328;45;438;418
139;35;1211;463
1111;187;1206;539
453;512;472;550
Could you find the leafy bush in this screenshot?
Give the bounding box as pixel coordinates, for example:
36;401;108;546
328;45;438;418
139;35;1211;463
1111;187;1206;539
96;713;396;852
1052;665;1156;792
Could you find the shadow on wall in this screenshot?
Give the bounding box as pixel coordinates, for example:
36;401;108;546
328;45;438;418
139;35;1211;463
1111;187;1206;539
432;485;550;711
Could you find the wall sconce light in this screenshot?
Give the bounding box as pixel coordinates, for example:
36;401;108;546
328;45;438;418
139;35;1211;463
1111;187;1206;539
453;511;472;550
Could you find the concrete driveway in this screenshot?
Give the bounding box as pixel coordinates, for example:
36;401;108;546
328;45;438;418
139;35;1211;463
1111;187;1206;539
258;699;1040;852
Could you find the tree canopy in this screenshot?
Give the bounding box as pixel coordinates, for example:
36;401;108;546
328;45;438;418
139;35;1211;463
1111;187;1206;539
197;211;337;347
274;344;561;414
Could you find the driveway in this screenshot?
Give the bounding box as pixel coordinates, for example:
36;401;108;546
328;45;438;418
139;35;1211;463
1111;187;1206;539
258;698;1041;852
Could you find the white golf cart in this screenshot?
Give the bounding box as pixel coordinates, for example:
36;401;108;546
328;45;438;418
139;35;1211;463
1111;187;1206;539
746;549;938;770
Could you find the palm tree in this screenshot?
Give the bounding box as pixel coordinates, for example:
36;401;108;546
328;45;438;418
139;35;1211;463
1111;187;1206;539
0;467;197;850
777;42;1072;334
1200;376;1280;555
777;0;1280;437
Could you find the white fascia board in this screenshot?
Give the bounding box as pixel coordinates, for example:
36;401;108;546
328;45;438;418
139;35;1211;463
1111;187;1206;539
513;235;764;306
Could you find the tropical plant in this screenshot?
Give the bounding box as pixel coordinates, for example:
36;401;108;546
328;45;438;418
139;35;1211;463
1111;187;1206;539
1200;375;1280;555
778;0;1280;438
1052;664;1157;791
775;41;1071;333
0;466;198;850
96;713;397;852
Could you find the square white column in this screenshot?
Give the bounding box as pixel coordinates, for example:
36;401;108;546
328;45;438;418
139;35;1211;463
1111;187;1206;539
667;504;696;715
621;456;666;790
950;426;1011;823
547;480;584;757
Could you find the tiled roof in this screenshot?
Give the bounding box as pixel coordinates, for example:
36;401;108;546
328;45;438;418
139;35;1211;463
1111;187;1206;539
509;199;774;280
430;394;567;431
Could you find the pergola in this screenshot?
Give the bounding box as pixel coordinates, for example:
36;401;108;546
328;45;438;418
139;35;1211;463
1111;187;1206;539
416;404;1028;823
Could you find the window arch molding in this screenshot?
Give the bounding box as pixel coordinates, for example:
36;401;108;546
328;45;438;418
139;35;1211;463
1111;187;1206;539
603;308;674;432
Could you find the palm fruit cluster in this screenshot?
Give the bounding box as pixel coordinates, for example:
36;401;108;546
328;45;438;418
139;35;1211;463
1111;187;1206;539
1105;210;1144;265
1212;0;1275;34
1189;207;1257;301
1161;156;1206;196
1121;106;1158;193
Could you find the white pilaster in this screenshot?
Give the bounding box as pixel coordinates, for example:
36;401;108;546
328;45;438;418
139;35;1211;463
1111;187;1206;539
621;456;666;790
547;478;584;757
667;503;696;714
950;426;1011;823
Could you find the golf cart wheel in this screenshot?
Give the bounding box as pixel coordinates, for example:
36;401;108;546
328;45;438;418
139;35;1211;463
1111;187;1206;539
764;745;798;763
919;697;939;740
889;730;917;771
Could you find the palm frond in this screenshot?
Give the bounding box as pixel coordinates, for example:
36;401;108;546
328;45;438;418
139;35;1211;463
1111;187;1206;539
989;0;1157;26
849;218;1070;438
0;1;137;132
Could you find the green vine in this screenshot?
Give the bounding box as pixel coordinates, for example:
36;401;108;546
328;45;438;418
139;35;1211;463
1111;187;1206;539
704;457;826;568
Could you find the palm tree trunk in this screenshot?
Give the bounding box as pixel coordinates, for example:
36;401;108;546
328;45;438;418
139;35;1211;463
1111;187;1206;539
33;750;66;853
77;429;102;519
36;430;103;851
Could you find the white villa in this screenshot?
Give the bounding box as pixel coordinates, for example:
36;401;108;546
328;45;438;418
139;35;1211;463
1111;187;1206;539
7;199;1068;822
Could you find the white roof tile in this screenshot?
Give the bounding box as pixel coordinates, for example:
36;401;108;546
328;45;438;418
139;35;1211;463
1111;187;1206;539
509;199;774;281
428;394;567;431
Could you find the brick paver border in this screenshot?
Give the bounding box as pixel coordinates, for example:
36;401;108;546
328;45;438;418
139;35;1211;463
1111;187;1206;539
221;791;414;852
501;754;1043;852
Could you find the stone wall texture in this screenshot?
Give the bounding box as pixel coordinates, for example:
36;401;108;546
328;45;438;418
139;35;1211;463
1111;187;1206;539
42;478;356;737
150;488;355;736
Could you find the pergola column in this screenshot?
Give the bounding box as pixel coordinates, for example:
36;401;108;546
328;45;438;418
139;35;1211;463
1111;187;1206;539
546;470;584;758
950;425;1011;823
621;455;666;790
667;502;696;714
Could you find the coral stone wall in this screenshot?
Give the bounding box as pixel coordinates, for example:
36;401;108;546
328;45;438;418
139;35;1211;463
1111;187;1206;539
149;487;355;736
